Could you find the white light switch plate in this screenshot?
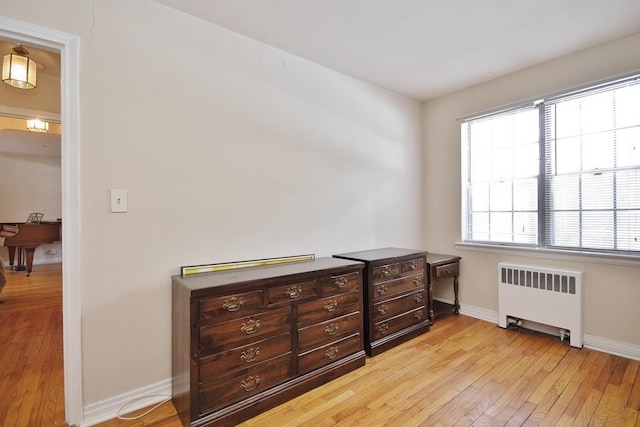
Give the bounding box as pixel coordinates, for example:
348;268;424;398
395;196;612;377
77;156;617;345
110;189;128;213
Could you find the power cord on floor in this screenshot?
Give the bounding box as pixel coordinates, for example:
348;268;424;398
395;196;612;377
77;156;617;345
116;395;172;420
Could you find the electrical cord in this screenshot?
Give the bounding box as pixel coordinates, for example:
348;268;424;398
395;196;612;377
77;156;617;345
116;395;172;420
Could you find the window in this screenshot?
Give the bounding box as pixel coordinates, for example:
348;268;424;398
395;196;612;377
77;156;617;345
462;75;640;255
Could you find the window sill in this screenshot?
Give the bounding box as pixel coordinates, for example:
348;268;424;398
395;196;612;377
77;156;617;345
454;242;640;267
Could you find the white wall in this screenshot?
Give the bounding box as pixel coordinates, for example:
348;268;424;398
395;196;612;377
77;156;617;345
1;0;424;408
424;33;640;348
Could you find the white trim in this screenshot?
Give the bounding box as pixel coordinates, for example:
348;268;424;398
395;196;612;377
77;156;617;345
0;16;83;426
81;378;172;427
447;299;640;361
455;241;640;267
0;105;61;122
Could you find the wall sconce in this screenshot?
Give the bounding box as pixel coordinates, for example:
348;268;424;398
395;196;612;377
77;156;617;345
2;45;37;89
26;119;49;132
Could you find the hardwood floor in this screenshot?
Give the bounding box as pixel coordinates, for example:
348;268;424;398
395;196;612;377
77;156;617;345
3;263;639;426
0;262;66;426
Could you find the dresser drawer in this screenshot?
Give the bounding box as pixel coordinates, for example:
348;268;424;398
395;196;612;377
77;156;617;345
199;333;291;382
199;307;291;356
199;290;264;323
372;307;427;341
372;289;425;321
434;262;459;279
371;274;425;301
298;333;361;375
298;311;361;351
297;291;360;325
401;257;425;274
268;280;317;305
371;263;400;283
199;353;292;415
320;271;360;295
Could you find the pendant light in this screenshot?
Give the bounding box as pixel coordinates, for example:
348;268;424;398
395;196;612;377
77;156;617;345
26;119;49;132
2;45;37;89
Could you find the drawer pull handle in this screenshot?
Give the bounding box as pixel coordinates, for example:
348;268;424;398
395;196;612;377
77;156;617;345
223;297;244;312
241;347;260;363
240;376;260;392
286;286;302;299
414;293;424;303
382;266;391;276
378;323;389;335
241;319;261;335
325;323;339;336
444;266;452;274
324;299;338;312
413;278;422;286
415;311;424;320
377;304;388;315
325;346;339;360
334;276;348;288
377;284;388;296
409;261;417;270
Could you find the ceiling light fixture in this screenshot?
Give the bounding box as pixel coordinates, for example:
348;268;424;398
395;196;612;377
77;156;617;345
2;45;37;89
26;119;49;132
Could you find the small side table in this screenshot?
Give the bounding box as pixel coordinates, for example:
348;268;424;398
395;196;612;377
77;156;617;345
427;253;461;321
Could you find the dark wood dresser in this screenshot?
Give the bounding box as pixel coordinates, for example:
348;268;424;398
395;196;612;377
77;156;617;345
171;257;366;426
333;247;429;356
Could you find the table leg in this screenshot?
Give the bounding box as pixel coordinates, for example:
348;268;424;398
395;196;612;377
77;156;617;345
453;274;460;315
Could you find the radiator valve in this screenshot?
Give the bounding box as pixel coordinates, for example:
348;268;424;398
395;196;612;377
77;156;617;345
559;329;570;342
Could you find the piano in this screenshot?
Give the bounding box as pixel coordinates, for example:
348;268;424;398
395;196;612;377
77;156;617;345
0;222;62;276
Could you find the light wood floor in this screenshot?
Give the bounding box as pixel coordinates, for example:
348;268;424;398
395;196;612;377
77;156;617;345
2;263;639;426
0;262;66;426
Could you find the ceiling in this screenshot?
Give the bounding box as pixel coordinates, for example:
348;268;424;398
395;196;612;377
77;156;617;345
155;0;640;100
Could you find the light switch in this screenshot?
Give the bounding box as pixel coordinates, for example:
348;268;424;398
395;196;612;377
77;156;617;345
110;189;128;213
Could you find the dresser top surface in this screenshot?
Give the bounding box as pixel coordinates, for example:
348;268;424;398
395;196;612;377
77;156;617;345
173;256;363;291
333;247;427;263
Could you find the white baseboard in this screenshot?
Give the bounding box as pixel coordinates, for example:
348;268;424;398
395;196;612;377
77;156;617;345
435;298;640;362
82;378;171;426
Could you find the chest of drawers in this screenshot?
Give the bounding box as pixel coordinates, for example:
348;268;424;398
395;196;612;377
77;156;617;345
334;247;430;356
172;257;365;426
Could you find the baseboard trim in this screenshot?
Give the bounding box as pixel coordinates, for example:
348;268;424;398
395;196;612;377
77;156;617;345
82;378;171;426
435;298;640;362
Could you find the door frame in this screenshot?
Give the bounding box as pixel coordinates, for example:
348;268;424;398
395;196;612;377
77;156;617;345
0;16;83;425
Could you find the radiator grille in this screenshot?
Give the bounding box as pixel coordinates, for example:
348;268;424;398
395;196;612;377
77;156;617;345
500;266;577;294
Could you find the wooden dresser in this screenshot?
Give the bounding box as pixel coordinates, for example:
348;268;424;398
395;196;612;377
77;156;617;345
172;257;366;426
333;248;429;356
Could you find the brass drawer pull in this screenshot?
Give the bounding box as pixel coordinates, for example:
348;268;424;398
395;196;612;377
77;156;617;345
415;311;423;320
334;276;348;288
286;286;302;299
240;376;260;392
377;304;388;315
413;278;422;286
325;346;339;360
222;297;243;312
378;323;389;335
241;319;261;335
409;260;417;270
377;284;388;296
325;323;339;336
414;293;423;303
240;347;260;363
381;266;391;276
444;266;452;274
324;299;338;312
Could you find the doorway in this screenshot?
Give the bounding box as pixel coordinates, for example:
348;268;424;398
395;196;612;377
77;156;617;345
0;16;82;425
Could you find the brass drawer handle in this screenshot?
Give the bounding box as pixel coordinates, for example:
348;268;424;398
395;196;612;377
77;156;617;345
334;276;348;288
223;297;243;312
325;346;339;360
409;260;417;270
325;323;339;336
414;293;423;303
413;278;422;286
241;347;260;363
381;266;391;276
377;304;388;315
324;299;338;312
415;311;423;320
377;284;388;296
378;323;389;335
286;286;302;299
241;319;261;335
240;375;260;392
444;266;452;274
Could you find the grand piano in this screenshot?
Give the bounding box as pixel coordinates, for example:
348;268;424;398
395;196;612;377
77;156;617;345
0;221;62;276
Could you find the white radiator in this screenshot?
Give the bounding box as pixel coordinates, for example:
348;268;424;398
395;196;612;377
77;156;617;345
498;263;583;348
